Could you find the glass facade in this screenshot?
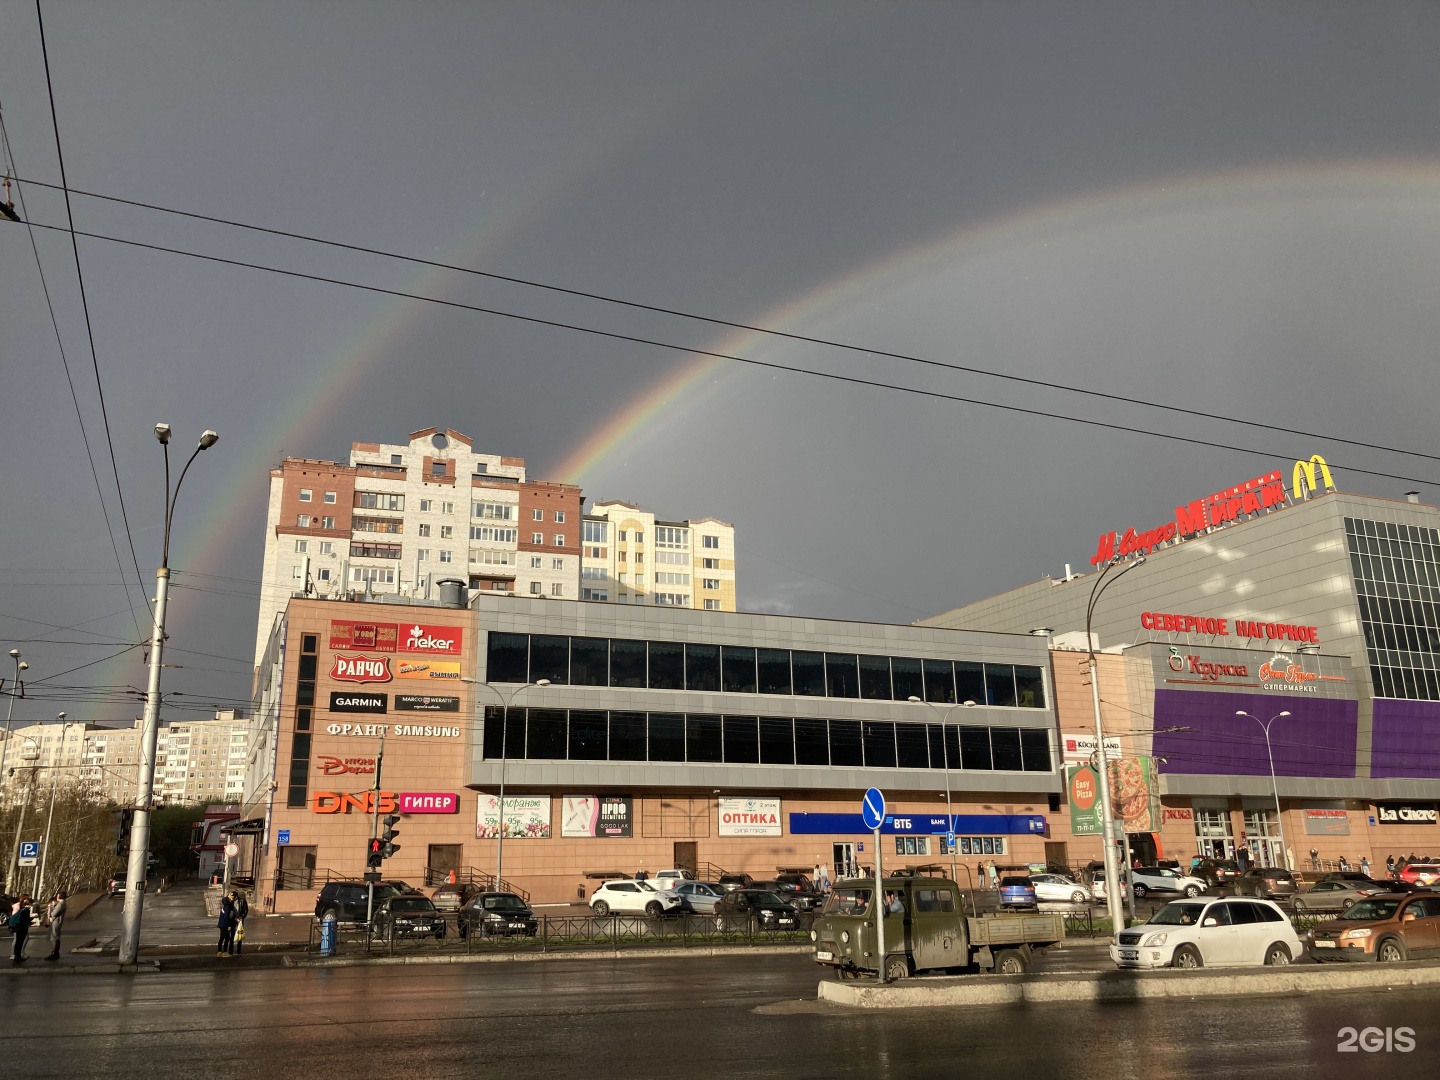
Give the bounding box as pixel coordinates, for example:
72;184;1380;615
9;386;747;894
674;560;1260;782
486;632;1047;709
481;707;1052;772
1346;517;1440;700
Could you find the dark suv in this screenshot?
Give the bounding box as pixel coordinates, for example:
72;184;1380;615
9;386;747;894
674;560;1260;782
315;881;400;923
755;877;823;911
1191;858;1241;889
716;873;754;893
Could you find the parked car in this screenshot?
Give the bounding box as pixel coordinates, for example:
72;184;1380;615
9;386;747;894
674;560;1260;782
1086;866;1127;902
1293;880;1381;914
589;879;682;918
1365;878;1428;894
1398;862;1440;887
315;880;401;923
998;876;1038;908
1319;871;1383;888
107;870;154;898
1189;858;1241;889
1111;897;1302;969
457;892;537;938
430;882;480;912
716;873;754;893
754;879;823;911
670;880;725;914
1232;868;1299;902
714;887;799;929
1309;893;1440;962
372;895;446;940
1129;867;1207;899
652;869;697;890
1029;873;1093;904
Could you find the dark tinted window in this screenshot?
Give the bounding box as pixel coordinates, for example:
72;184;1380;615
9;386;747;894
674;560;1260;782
569;710;607;760
648;713;685;761
891;657;924;702
954;662;985;705
991;728;1023;771
863;722;897;768
830;719;863;766
826;654;860;698
896;723;929;769
1257;903;1285;922
610;712;646;760
1206;904;1234;926
1226;902;1259;925
570;638;608;686
757;649;792;694
985;664;1017;707
526;709;567;758
1015;666;1046;708
859;655;892;700
927;725;947;770
759;717;794;765
1020;728;1051;771
722;716;759;763
609;639;647;687
924;659;956;703
529;635;570;684
648;641;684;689
686;714;722;762
482;706;525;759
794;718;829;765
960;726;993;770
298;654;318;680
723;646;757;694
686;644;720;692
792;651;826;696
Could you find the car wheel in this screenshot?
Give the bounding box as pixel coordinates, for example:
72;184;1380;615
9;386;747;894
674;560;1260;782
320;907;339;922
1263;943;1292;966
1172;945;1203;970
1378;938;1407;963
1133;884;1148;899
1070;891;1086;903
994;948;1028;975
1183;885;1201;898
883;955;910;981
644;901;663;918
592;900;610;917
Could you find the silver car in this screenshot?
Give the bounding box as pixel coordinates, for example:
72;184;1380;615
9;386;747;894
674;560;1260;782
1292;880;1381;914
671;880;724;914
1030;873;1093;904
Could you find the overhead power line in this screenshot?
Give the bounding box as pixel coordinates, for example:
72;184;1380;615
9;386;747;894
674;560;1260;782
13;173;1440;469
22;218;1440;491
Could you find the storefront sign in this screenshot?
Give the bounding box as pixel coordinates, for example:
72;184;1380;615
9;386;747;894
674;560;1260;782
476;794;551;839
789;812;1047;836
1061;734;1121;762
329;620;398;652
1067;765;1101;836
329;692;388;713
719;797;782;836
323;722;462;738
330;654;392;683
1162;807;1194;824
1303;809;1351;835
1292;454;1336;500
398;792;459;814
400;623;463;655
561;796;633;837
312;790;397;814
395;659;462;681
1145;616;1321;646
1376;802;1438;825
316;755;376;776
394;694;460;712
1148;642;1353;700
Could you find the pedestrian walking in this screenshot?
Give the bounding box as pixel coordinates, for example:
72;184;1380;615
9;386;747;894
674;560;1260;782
1387;854;1397;877
9;895;32;964
233;891;249;955
1360;856;1371;879
1310;847;1320;871
987;862;998;890
44;891;67;962
1338;854;1350;872
217;892;236;956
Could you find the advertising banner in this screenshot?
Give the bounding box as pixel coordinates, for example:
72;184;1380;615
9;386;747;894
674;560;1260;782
1067;765;1101;836
399;792;459;815
1107;756;1160;834
476;794;551;839
1303;809;1351;835
561;796;633;837
719;797;782;836
329;620;398;652
395;659;462;681
1376;802;1438;825
329;692;388;713
1061;734;1121;762
394;694;460;712
399;623;464;656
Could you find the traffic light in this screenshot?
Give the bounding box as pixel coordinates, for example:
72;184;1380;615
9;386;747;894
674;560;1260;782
113;808;134;857
367;837;384;869
380;814;401;859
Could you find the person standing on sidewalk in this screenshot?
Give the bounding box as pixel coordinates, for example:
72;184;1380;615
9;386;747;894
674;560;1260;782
233;892;249;955
43;891;67;961
9;895;32;964
216;892;236;957
1360;856;1371;879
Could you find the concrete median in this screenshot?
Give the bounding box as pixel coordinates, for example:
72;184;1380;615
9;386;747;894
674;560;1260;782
817;959;1440;1008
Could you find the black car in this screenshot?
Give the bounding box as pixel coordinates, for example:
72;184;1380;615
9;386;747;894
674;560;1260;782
315;881;401;923
457;892;538;939
1319;872;1384;889
1190;858;1241;888
1233;867;1299;901
714;887;799;929
753;878;823;911
716;873;754;893
373;895;446;939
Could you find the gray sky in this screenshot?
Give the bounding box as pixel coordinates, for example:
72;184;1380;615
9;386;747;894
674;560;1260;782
4;1;1440;724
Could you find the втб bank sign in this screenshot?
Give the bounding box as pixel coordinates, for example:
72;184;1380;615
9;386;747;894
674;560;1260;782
1089;455;1337;568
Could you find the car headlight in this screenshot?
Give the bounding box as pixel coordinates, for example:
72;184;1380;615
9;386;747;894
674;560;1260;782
1343;929;1372;939
1140;933;1169;947
810;929;818;941
841;931;850;943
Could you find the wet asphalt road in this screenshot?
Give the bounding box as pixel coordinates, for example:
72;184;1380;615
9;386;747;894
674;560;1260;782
3;953;1437;1079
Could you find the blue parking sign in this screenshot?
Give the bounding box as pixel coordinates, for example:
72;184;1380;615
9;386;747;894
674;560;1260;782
18;840;39;866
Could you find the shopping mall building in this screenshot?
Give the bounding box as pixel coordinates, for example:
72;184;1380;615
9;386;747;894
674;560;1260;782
924;457;1440;872
242;593;1064;911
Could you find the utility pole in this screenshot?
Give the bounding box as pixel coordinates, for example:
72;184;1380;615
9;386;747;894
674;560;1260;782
365;727;386;928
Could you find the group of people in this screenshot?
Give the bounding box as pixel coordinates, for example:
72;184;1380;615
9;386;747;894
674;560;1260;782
216;890;249;956
1304;848;1434;877
5;891;67;964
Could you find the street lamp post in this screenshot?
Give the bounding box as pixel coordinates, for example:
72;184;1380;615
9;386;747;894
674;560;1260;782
5;737;41;890
0;650;28;811
1086;555;1146;931
908;697;977;888
461;677;549;890
1236;711;1293;870
119;424;218;967
35;713;67;899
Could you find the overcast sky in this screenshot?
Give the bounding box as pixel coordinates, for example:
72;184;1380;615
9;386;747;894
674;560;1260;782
4;1;1440;726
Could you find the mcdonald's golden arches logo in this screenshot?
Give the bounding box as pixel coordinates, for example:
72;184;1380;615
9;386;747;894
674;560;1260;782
1292;454;1335;500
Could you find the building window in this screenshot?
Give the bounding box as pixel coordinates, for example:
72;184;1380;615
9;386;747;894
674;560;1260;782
531;532;544;545
704;599;721;610
555;511;566;523
474;502;514;520
703;578;720;590
351;542;402;559
439;551;453;563
443;501;454;514
582;567;608;580
635;575;645;587
352;566;396;585
417;549;429;561
320;516;335;529
317;568;331;581
298;489;312;502
582;588;609;601
653;593;689;606
618;531;627;542
530;582;543;595
655;527;688;549
471;549;517;567
441;526;454;539
354;492;404;511
635;553;645;564
531;556;543;568
420;499;432;512
1346;517;1440;701
470;526;517;543
618;573;627;584
703;558;719;569
319;542;333;555
584;521;608;544
324;491;337;504
552;583;563;596
533;508;544;521
703;535;720;549
418;524;431;537
431;461;447;477
296;515;311;528
635;531;644;543
552;558;564;570
291;566;304;580
355;516;402;534
391;454;403;465
491;581;508;591
554;534;565;547
294;539;308;553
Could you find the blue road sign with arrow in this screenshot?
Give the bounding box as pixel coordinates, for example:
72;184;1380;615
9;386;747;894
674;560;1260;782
861;788;886;831
18;841;39;866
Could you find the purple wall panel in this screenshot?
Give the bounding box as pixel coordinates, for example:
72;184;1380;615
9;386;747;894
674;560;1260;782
1151;689;1357;778
1371;699;1440;779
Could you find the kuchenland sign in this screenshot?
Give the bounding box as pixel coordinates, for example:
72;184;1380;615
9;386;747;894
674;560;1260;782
1148;643;1353;699
1089;454;1337;568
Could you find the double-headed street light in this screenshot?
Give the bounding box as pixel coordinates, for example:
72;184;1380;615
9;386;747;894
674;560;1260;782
0;650;29;812
119;424;218;968
908;697;977;888
461;677;549;890
1236;710;1293;870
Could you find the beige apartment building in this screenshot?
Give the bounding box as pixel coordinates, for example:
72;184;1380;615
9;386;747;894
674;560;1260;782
581;501;736;611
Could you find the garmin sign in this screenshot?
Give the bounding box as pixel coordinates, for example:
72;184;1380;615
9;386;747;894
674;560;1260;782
1376;802;1438;826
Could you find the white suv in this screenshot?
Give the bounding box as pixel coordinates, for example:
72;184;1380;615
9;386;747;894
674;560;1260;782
1111;897;1303;969
1129;866;1206;899
589;879;683;918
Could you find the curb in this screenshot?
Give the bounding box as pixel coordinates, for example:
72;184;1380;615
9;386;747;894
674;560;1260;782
817;958;1440;1008
290;943;814;968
